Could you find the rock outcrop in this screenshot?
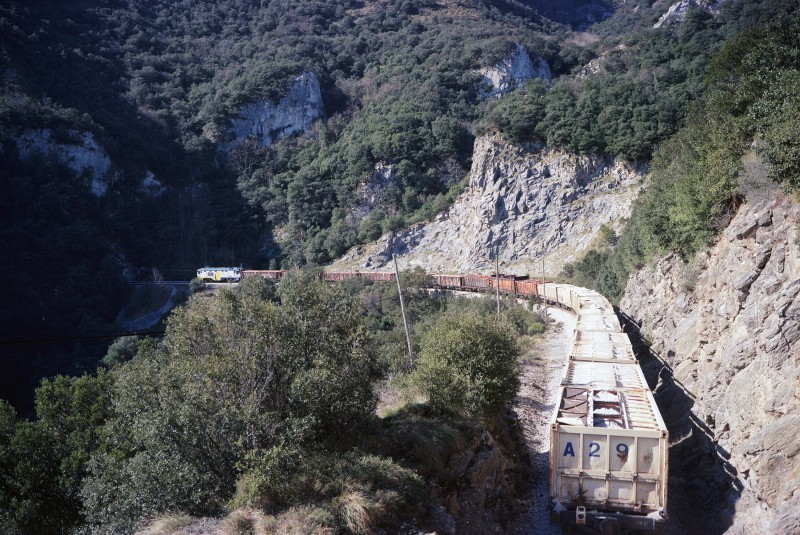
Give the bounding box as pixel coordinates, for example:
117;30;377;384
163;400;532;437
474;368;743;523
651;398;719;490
227;72;323;147
333;134;644;276
426;412;528;534
620;193;800;534
11;129;113;196
479;44;551;99
349;163;400;221
654;0;726;28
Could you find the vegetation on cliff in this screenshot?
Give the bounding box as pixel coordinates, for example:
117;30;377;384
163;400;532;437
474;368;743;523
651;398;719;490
0;274;540;534
562;9;800;301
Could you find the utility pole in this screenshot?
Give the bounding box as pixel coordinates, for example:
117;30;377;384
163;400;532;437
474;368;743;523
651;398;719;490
495;252;501;321
542;256;548;327
393;254;414;367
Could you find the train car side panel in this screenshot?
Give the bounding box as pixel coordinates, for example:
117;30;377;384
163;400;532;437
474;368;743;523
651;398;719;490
547;283;667;531
463;275;491;291
434;274;463;289
241;270;285;281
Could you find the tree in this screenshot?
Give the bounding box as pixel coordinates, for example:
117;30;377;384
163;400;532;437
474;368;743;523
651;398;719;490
0;372;113;535
82;273;380;532
413;310;521;416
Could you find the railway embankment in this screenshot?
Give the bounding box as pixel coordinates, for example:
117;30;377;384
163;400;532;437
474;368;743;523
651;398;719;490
510;307;575;535
620;192;800;534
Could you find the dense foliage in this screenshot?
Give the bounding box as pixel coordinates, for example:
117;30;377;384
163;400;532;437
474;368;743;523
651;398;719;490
0;0;561;270
561;10;800;301
414;311;521;416
487;0;794;161
0;274;541;534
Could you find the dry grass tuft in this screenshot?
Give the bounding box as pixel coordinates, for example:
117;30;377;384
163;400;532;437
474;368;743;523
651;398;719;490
334;489;385;534
259;505;336;535
219;508;259;535
135;513;194;535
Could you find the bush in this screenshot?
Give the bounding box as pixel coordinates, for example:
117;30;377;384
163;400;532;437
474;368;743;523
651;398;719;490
501;305;546;336
101;336;139;367
234;449;423;532
189;277;207;294
412;311;521;416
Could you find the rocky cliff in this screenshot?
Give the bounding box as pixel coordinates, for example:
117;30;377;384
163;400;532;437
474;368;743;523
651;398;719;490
333;134;644;276
227;72;323;147
654;0;726;28
479;44;551;99
426;412;528;534
620;193;800;534
10;129;113;196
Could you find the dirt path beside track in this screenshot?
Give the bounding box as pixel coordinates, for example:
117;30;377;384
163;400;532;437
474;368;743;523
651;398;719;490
510;306;576;535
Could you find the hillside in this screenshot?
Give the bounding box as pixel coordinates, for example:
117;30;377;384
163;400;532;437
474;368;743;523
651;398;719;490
1;0;799;533
0;0;561;412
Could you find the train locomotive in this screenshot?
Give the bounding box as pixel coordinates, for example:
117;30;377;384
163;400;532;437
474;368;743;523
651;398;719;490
196;266;242;283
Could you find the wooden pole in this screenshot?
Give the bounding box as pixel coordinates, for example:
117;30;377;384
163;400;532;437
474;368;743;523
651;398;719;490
542;257;548;326
495;253;501;321
393;254;414;367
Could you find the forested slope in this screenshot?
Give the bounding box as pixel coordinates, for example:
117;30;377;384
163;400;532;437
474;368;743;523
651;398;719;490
1;1;800;533
0;0;560;411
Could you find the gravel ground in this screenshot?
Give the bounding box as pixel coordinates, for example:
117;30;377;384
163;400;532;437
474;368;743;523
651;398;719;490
509;306;577;535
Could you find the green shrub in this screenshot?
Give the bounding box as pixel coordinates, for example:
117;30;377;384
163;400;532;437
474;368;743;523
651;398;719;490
412;311;521;416
101;336;139;368
375;407;467;475
234;449;423;531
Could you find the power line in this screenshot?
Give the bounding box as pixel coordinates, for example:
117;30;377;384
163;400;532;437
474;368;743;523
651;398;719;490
0;330;166;346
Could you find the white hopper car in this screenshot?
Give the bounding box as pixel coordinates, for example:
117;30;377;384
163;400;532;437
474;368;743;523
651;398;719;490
540;283;668;533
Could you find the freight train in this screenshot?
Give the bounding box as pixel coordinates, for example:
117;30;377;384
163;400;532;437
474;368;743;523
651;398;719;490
198;267;668;532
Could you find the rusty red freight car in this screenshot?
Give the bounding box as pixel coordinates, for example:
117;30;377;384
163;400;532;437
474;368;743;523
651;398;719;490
493;275;517;294
462;275;492;291
515;279;539;297
434;274;463;289
241;270;286;282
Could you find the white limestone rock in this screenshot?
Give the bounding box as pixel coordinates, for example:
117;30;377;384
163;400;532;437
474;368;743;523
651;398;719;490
332;133;644;276
227;71;323;147
654;0;726;28
479;44;551;99
13;129;113;197
349;163;400;222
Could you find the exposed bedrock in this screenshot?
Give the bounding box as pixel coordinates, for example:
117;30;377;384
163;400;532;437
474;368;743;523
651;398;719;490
333;133;644;276
225;71;323;149
479;43;551;99
620;193;800;534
